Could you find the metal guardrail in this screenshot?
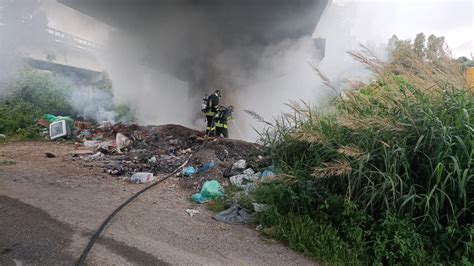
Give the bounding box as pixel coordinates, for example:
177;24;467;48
45;27;103;53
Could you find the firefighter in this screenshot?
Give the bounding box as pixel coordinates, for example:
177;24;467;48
215;105;233;138
204;90;221;135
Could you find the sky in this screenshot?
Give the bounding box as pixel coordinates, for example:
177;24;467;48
316;0;473;58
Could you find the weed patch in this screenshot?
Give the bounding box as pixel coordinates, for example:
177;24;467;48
252;34;474;264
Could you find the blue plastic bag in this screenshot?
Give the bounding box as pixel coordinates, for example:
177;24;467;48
261;165;276;178
183;166;196;176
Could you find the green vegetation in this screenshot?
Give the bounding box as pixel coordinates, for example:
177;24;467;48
252;34;474;264
0;69;136;140
0;70;72;139
114;103;137;123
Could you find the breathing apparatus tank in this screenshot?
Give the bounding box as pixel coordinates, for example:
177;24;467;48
201;94;208;112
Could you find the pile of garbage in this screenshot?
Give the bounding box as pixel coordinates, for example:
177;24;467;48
36;114;260;184
38;114;277;226
37;114;280;227
73;124;212;177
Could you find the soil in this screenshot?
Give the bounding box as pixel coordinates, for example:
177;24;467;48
0;134;315;265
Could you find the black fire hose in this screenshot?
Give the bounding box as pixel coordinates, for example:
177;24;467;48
76;152;194;266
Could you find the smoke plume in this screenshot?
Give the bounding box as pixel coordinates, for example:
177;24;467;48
89;0;329;140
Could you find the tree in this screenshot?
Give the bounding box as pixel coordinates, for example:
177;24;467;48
458;56;469;63
426;34;446;61
413;33;426;58
387;34;399;52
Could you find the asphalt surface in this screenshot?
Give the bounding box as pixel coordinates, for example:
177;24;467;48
0;195;75;265
0;195;167;265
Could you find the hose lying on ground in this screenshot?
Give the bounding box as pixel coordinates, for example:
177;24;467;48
76;151;195;266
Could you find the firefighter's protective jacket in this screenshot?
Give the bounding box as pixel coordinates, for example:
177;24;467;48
205;93;220;116
215;107;233;128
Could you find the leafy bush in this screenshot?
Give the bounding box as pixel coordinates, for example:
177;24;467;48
252;35;473;264
114;103;137;123
372;214;429;265
0;69;137;139
0;69;72;139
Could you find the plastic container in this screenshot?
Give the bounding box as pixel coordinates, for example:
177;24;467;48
130;172;156;184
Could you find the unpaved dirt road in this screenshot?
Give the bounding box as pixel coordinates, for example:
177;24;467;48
0;142;314;265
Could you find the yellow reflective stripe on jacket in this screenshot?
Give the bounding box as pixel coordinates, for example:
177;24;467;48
215;122;228;129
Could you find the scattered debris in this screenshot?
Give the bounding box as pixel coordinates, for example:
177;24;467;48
191;180;224;203
213;204;255;224
148;156;157;163
232;159;247;171
243;168;255;175
36;118;50;128
54;122;259;190
115;133;131;148
223;160;251;177
97;141;113;153
185;209;199;217
130;172;157;184
260;166;277;183
77;130;92;139
43;114;74;140
86;152;104;160
229;171;261;192
180;148;192;154
83;140;100;148
49;120;71;140
70;150;95;156
45;152;56;158
252;203;270;213
261;166;275;178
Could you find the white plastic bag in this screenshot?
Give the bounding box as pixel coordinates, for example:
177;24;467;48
231;159;247;171
116;133;131;147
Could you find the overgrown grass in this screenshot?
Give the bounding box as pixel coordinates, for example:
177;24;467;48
253;37;474;264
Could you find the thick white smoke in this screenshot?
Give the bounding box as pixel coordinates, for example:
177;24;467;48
99;34;195;127
215;37;329;140
66;84;116;123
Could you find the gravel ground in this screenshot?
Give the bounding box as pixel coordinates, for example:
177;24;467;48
0;141;315;265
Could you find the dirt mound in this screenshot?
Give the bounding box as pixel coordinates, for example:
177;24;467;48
73;124;261;190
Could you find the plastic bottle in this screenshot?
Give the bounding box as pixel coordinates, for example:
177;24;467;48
130;172;156;184
197;161;215;174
